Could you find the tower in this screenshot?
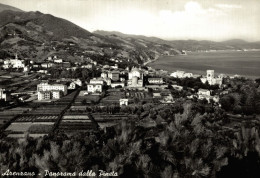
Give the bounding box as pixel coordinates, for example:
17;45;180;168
207;70;214;81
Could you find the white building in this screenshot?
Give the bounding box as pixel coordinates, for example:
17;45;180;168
68;82;76;90
37;83;68;100
37;83;68;95
129;67;143;80
54;59;63;63
90;78;104;85
197;89;211;96
119;99;128;106
0;88;9;101
111;82;125;88
170;71;185;78
200;70;222;86
128;68;143;88
38;91;51;100
52;91;61;99
101;72;108;78
148;78;163;84
197;88;219;103
3;54;25;69
87;84;102;93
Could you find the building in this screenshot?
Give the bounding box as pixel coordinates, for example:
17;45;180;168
148;78;163;84
41;63;54;68
197;88;219;103
54;59;63;63
128;68;144;88
0;88;10;101
87;84;102;93
38;91;51;100
52;91;61;99
37;83;68;95
3;54;25;69
81;64;93;69
101;72;108;78
68;82;76;90
172;85;183;91
37;83;68;100
90;78;104;85
108;71;120;81
197;89;211;96
200;70;222;86
170;71;185;78
111;82;125;88
129;67;143;80
23;66;30;72
119;99;128;106
170;70;193;78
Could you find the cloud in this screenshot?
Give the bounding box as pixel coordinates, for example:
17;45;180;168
215;4;242;9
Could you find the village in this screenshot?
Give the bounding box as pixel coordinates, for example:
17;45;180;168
0;54;255;139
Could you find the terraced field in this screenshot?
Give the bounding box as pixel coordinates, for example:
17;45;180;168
58;114;98;133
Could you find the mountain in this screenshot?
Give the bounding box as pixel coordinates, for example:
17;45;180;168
94;30;260;51
0;4;179;64
0;3;23;12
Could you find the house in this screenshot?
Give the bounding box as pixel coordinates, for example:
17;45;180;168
172;85;183;91
81;64;93;69
153;93;162;98
54;59;63;63
197;89;210;96
52;91;61;99
170;70;193;78
101;72;108;78
68;82;76;90
0;88;10;101
87;84;102;93
119;99;128;106
160;94;174;104
41;62;54;68
90;78;104;85
197;88;219;103
37;82;68;100
37;83;68;95
170;71;185;78
38;91;51;100
111;82;125;88
108;71;120;81
3;54;25;69
148;78;164;84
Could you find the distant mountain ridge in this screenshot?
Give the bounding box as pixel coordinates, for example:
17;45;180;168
94;30;260;51
0;3;178;64
0;2;259;66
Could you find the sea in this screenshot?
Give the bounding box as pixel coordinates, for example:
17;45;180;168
148;51;260;79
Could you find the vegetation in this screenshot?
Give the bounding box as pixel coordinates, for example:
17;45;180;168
220;81;260;115
1;102;260;177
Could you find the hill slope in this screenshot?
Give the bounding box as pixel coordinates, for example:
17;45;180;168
95;30;260;51
0;3;23;12
0;5;179;64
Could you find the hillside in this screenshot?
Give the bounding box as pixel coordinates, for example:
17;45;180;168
95;30;260;51
0;3;23;12
0;4;179;64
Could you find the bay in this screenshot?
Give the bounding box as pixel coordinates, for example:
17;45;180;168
148;51;260;79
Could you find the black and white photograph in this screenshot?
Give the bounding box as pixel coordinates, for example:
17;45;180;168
0;0;260;177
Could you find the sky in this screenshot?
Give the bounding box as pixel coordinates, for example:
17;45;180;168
1;0;260;41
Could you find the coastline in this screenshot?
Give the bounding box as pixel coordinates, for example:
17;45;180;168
146;51;260;79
